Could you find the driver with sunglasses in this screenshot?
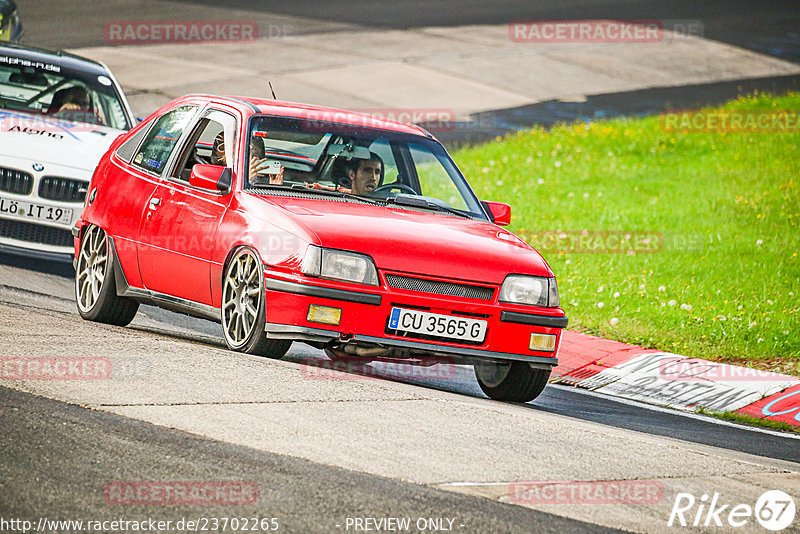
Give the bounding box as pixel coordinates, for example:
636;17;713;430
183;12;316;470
211;132;282;184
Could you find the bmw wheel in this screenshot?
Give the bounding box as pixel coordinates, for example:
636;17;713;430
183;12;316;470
221;247;291;359
474;361;550;402
75;225;139;326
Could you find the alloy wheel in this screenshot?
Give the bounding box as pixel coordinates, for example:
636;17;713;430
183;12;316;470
76;225;108;313
222;249;263;348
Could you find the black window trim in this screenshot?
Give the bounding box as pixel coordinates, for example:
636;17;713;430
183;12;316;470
165;107;238;194
130;105;201;178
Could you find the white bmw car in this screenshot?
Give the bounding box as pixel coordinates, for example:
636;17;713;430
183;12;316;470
0;42;134;260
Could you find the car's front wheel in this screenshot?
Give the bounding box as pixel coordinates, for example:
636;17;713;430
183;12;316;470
221;247;290;359
474;361;551;402
75;225;139;326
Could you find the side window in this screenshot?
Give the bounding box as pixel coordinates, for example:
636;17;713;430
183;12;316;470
171;109;237;184
172;118;224;182
132;106;197;174
116;121;151;163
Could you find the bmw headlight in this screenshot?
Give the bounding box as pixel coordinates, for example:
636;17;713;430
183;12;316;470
301;245;379;286
500;275;559;307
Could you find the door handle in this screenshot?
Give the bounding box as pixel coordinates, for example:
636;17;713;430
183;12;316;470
149;197;161;209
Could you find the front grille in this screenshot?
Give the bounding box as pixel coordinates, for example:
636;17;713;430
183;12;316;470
0;218;73;247
386;274;494;300
38;176;89;203
0;166;34;195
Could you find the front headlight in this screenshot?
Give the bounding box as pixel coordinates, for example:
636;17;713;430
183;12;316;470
500;275;559;307
301;245;379;286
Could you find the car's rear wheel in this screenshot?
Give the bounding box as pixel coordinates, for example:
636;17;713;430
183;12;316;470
221;247;291;359
75;225;139;326
474;361;551;402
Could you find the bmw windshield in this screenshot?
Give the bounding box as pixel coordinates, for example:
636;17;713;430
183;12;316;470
242;114;487;220
0;54;131;130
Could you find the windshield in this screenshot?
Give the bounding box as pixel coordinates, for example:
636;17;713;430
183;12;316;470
244;114;484;218
0;55;131;130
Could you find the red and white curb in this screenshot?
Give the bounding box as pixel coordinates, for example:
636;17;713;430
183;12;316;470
553;331;800;428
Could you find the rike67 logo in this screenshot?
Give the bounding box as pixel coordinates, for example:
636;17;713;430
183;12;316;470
668;490;795;531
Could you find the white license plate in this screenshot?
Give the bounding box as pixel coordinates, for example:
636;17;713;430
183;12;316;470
0;197;73;226
388;307;487;343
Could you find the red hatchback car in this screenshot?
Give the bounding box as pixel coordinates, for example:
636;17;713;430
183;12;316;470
73;94;568;402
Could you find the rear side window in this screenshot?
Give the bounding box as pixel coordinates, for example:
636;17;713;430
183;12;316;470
132;106;196;174
116;122;151;163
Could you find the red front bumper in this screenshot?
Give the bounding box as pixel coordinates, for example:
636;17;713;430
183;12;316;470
262;271;567;366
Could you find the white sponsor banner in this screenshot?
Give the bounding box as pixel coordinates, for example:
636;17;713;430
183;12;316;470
576;352;799;412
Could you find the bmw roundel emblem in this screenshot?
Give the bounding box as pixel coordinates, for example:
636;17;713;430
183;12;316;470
32;163;44;172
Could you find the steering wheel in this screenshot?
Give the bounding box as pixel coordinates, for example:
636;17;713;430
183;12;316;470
373;182;416;195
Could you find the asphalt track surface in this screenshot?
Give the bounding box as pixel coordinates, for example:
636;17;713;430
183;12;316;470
20;0;800;63
3;2;800;532
0;386;619;534
1;252;799;533
2;252;799;465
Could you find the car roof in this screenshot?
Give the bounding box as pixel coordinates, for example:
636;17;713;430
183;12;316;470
0;42;110;76
178;93;434;138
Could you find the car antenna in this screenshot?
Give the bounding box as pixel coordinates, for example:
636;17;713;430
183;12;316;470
268;82;277;100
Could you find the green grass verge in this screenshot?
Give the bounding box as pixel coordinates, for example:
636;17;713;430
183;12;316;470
453;92;799;374
695;407;800;434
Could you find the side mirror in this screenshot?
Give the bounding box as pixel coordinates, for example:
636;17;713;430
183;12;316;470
189;164;232;194
481;200;511;226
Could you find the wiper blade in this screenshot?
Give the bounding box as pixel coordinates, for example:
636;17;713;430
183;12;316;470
387;194;472;219
340;192;384;205
302;185;384;205
253;183;384;205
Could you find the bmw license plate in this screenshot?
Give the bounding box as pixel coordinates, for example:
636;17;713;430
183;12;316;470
0;197;73;226
389;307;487;343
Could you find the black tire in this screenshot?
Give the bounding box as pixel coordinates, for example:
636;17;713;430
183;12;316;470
75;225;139;326
474;361;551;402
221;247;291;359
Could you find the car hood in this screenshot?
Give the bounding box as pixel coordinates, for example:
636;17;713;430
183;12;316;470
0;110;123;171
265;195;552;285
